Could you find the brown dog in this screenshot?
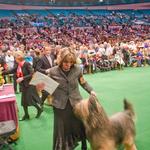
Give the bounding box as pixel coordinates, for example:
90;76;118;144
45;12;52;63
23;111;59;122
74;95;137;150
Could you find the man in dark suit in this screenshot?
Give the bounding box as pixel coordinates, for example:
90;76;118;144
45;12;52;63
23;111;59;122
36;44;55;106
36;45;55;74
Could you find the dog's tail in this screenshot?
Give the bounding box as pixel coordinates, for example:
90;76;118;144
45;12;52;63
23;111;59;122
124;99;135;119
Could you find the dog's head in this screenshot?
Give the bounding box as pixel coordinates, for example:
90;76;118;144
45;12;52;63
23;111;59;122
74;98;89;120
74;95;99;120
74;95;109;129
88;95;100;113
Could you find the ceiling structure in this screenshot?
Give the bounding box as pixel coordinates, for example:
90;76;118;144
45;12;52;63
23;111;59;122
0;0;149;6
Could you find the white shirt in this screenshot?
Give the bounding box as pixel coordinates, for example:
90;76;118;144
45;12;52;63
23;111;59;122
5;55;14;69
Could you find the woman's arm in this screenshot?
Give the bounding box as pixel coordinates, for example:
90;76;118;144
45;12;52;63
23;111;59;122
78;73;96;96
17;62;34;83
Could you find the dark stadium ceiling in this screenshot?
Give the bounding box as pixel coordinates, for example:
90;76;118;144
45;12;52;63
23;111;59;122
0;0;149;6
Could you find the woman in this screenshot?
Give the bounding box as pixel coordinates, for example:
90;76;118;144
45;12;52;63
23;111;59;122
47;47;96;150
0;64;5;85
2;50;43;120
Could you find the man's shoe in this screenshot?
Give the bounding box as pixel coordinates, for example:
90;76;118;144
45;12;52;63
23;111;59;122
19;115;30;121
40;104;44;110
15;91;20;94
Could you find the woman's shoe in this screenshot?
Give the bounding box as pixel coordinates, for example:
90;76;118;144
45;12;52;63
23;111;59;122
81;139;87;150
19;115;30;121
35;109;43;118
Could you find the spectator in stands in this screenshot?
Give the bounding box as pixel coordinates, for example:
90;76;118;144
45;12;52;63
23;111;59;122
0;49;6;70
0;49;7;82
5;50;15;83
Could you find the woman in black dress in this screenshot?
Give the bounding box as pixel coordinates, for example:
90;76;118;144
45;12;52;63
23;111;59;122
47;47;96;150
3;50;43;120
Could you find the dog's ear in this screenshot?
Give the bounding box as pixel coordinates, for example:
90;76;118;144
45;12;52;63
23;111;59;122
89;95;99;113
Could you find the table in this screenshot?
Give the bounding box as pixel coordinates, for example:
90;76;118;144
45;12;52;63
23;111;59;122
0;84;19;140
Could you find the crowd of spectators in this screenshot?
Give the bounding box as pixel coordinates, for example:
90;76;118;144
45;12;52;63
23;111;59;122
0;10;150;76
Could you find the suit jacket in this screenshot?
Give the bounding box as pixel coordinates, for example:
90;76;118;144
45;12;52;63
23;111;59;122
48;64;93;109
36;54;55;74
32;56;40;71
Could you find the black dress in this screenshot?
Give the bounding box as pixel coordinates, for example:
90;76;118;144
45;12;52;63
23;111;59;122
25;85;42;106
53;101;86;150
18;62;34;107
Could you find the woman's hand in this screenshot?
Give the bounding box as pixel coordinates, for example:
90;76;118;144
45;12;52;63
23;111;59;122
16;77;24;83
0;67;3;72
45;68;50;74
90;91;96;96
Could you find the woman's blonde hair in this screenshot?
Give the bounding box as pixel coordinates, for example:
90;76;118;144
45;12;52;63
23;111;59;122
14;50;25;58
57;47;77;66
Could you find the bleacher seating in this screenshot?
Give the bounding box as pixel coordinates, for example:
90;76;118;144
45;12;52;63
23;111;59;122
0;10;13;17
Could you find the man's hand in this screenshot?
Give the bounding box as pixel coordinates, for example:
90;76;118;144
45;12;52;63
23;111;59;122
16;77;24;83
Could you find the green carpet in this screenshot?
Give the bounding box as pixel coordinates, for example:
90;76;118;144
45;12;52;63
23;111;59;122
9;67;150;150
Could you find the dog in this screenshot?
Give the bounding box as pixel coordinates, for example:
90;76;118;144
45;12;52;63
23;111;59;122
74;95;137;150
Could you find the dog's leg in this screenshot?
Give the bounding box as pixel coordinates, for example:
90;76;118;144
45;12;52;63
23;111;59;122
81;139;87;150
97;143;116;150
124;143;137;150
124;135;137;150
130;144;137;150
96;148;116;150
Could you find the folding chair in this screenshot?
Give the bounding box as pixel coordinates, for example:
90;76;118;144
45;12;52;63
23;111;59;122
0;120;16;150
